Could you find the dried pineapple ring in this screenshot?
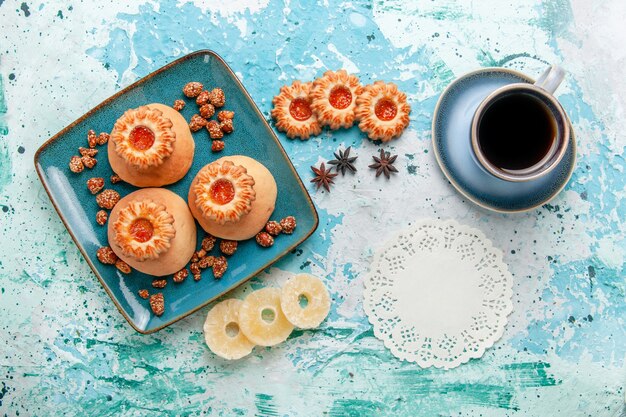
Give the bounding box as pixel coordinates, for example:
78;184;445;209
281;274;330;329
239;288;294;346
203;299;255;360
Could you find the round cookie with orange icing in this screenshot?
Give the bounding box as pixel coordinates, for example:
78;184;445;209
108;188;197;276
108;103;195;187
356;81;411;142
188;155;277;241
271;81;321;140
310;69;363;130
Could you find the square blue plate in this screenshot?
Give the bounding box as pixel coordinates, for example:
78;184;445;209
34;50;319;334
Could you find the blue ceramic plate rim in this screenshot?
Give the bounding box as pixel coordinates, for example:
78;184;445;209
431;67;577;213
33;50;319;334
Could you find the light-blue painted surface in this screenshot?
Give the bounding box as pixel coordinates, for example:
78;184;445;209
1;1;625;416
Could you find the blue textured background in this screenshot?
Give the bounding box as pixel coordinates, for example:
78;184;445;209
1;0;625;416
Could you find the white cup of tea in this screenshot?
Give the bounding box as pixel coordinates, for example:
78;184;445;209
470;65;571;182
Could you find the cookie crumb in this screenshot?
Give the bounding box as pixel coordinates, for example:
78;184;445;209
265;221;282;236
79;147;98;157
280;216;297;234
96;246;118;264
190;262;201;275
115;259;132;274
199;103;215;119
87;177;105;194
217;110;234;122
189;114;207;132
69;156;84;173
211;140;225;152
219;240;237;256
173;268;189;283
256;232;274;248
213;256;228;278
110;174;122;184
183;82;203;98
209;88;226;107
199;255;215;269
96;210;108;226
220;119;234;134
173;99;185;111
207;120;224;139
152;279;167;289
138;289;150;299
202;235;217;251
87;129;97;148
96;189;121;210
97;132;109;146
149;293;165;316
81;155;97;169
196;90;210;106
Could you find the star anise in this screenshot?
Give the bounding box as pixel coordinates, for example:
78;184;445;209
369;149;399;179
311;162;338;192
328;146;357;175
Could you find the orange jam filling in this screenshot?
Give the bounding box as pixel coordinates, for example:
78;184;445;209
129;125;155;150
129;218;154;243
375;98;398;121
328;86;352;110
209;179;236;205
289;98;313;121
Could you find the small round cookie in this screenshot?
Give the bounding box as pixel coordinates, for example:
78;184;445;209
356;81;411;142
281;274;330;329
204;299;255;360
188;155;277;241
310;69;363;129
108;103;195;187
239;288;294;347
271;81;321;140
108;188;197;276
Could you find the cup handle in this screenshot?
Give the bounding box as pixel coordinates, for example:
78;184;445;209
534;65;565;94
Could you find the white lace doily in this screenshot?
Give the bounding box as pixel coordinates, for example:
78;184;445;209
363;219;513;369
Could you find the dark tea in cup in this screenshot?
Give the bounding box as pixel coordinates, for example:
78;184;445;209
470;65;569;182
477;93;557;171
